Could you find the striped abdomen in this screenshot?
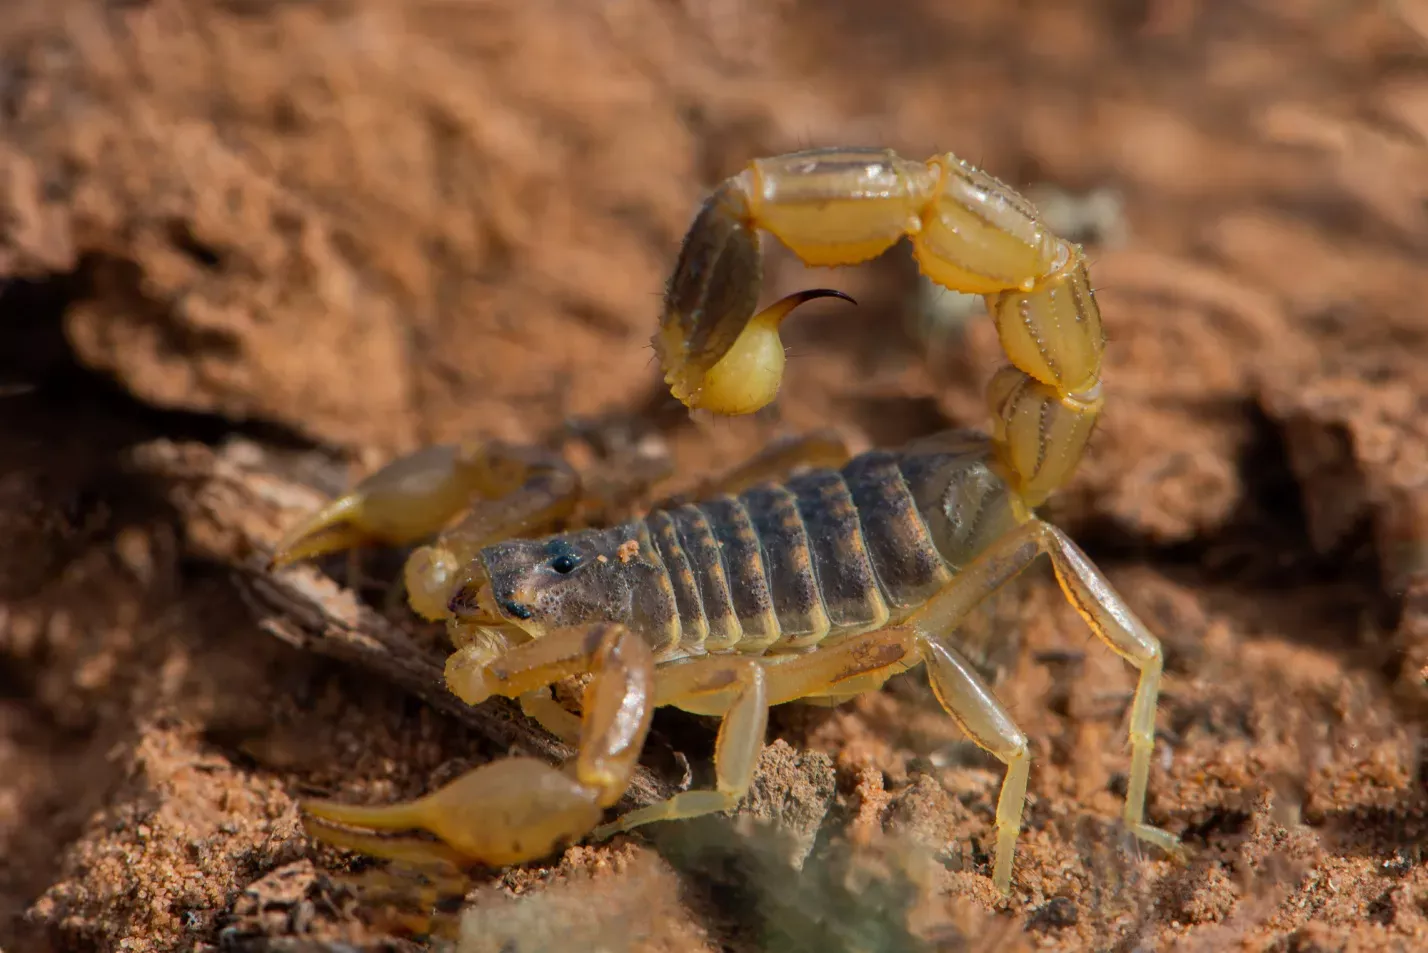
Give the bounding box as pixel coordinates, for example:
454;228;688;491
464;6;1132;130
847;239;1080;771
643;429;1022;657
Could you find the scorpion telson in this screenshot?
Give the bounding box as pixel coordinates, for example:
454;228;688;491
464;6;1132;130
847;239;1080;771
270;146;1183;896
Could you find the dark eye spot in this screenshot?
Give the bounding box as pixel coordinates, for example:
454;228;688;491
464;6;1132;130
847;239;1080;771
500;599;534;620
550;553;580;574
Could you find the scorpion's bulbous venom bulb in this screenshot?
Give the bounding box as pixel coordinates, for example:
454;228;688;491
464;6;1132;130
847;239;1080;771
665;288;856;416
655;180;765;413
654;172;857;416
683;305;788;416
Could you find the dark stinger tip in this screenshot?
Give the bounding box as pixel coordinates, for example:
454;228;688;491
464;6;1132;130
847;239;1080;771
796;288;857;308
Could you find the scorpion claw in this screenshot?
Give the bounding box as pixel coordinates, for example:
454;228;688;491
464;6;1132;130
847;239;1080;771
587;818;631;844
269;496;373;569
270;445;486;570
300;815;472;870
301;757;605;870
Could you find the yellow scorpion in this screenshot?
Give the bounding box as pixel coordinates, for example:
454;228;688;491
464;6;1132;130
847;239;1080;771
272;147;1182;895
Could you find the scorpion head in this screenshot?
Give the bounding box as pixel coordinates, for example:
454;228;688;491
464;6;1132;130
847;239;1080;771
448;525;665;638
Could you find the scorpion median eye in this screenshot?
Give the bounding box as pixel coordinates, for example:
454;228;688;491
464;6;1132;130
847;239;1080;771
550;554;580;574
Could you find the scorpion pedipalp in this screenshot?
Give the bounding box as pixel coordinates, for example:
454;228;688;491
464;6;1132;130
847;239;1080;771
270;444;477;569
272;442;583;620
303;622;655;869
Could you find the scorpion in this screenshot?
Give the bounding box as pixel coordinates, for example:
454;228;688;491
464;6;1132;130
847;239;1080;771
271;147;1183;895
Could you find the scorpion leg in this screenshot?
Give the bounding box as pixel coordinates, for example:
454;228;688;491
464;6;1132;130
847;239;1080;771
689;609;1029;893
591;654;768;838
761;626;1029;896
589;623;1022;895
898;517;1180;893
700;428;851;495
1032;522;1181;861
301;622;655;869
657;429;852;508
916;638;1031;896
518;689;583;745
272;442;581;620
435;627;584;747
589;620;925;838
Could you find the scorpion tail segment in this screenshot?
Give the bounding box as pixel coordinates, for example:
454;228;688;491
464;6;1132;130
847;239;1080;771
981;243;1108;510
269;445;480;570
984;243;1105;395
987;366;1103;511
655;179;764;411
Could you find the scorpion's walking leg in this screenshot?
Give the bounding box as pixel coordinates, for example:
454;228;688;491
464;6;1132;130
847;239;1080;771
301;622;655;869
898;518;1181;893
591;655;767;837
272;442;581;620
517;689;584;745
701;428;852;495
657;429;853;508
589;622;1027;894
589;624;941;839
1032;522;1180;859
916;641;1030;896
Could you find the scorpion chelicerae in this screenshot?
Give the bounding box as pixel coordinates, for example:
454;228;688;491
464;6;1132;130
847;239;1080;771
270;147;1182;895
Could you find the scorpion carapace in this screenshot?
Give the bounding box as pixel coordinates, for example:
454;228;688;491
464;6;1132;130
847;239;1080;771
270;147;1182;896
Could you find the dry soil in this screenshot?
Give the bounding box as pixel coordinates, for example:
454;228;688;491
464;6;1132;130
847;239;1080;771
1;1;1426;951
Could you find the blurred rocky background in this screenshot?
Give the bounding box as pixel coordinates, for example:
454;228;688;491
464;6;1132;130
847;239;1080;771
1;1;1426;951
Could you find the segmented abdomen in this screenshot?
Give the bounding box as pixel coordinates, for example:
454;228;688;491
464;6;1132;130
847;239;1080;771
643;430;1021;655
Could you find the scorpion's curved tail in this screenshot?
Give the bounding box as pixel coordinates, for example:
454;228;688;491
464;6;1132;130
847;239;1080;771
652;146;1106;514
